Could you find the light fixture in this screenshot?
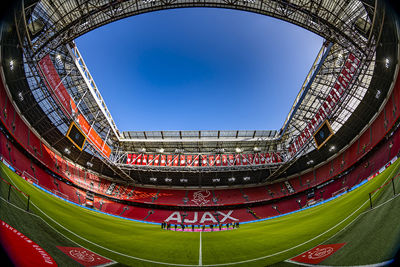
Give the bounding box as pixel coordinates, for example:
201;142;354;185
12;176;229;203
243;176;250;181
228;177;236;182
235;147;242;153
175;148;184;154
150;177;157;182
307;159;314;165
253;147;261;152
9;60;14;70
385;58;390;68
215;148;225;153
17;91;24;101
64;148;71;155
180;178;188;183
165;178;172;182
212;178;220;183
329;146;336;152
86;161;93;168
156;148;164;153
375;90;381;99
138;148;146;153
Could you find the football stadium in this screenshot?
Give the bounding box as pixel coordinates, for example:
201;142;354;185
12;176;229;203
1;0;400;266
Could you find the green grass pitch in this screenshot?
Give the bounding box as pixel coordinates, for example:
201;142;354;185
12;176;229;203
1;158;400;266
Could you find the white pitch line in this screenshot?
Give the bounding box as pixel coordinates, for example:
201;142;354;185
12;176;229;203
199;231;203;266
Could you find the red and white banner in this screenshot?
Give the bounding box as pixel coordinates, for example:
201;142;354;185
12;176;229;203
167;155;173;166
57;246;113;267
38;54;76;117
0;220;57;267
77;114;111;158
136;154;142;165
130;154;137;165
180;155;186;166
260;154;266;164
173;155;179;166
186;155;193;166
228;155;235;166
248;154;254;164
126;154;132;164
208;155;215;166
266;153;271;164
254;154;260;164
289;53;360;156
201;155;208;166
215;155;221;166
148;154;154;166
222;155;228;166
127;152;285;167
290;243;346;264
160;155;166;166
142;154;148;165
241;154;248;165
38;55;111;159
153;154;160;166
235;154;241;165
193;155;200;167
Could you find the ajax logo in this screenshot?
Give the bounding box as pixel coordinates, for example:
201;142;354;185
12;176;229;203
191;190;211;206
308;247;334;259
70;250;95;262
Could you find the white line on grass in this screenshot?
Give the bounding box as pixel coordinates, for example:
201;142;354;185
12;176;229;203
0;196;117;266
284;159;400;265
199;231;202;266
2;159;400;267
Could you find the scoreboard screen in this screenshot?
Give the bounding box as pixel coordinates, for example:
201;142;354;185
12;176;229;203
313;120;334;149
66;122;86;151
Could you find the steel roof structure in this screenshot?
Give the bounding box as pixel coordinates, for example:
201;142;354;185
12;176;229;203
0;0;398;187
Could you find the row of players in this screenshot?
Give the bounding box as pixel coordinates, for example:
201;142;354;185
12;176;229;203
161;222;240;232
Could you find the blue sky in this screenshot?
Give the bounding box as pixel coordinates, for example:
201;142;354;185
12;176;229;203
76;8;322;131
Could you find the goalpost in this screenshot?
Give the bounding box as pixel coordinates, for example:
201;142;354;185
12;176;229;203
0;175;31;212
22;171;39;185
368;172;399;209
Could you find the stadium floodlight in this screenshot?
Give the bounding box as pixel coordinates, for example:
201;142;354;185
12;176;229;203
385;58;390;68
212;178;220;183
165;178;172;183
243;176;250;181
376;90;381;99
329;146;336;152
175;148;184;154
215;148;225;153
228;177;236;182
156;148;164;153
17;91;24;101
149;177;157;182
235;147;242;153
